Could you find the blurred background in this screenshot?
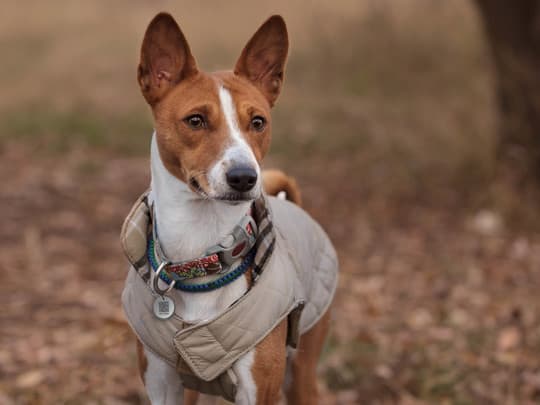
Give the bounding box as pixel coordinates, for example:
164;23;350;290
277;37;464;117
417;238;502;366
1;0;540;404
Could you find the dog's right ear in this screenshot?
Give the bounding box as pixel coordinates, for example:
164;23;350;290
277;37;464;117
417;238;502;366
137;13;198;106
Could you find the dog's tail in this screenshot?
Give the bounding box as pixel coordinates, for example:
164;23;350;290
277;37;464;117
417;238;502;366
262;169;302;206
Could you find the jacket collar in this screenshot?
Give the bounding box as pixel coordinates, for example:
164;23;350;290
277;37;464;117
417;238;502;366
120;191;276;287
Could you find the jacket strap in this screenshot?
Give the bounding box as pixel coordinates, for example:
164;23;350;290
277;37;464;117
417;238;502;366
172;237;304;381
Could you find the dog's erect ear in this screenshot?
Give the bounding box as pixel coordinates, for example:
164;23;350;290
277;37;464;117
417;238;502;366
137;13;198;106
234;15;288;107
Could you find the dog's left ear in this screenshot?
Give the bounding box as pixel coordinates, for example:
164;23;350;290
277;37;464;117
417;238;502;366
234;15;288;107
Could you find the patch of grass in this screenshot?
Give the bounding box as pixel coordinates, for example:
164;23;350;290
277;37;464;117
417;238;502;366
0;106;152;155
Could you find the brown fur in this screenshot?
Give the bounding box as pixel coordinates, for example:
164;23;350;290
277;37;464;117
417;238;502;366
183;389;200;405
134;13;330;405
262;170;302;206
252;319;288;404
138;13;198;106
234;16;288;107
151;70;274;194
285;310;331;405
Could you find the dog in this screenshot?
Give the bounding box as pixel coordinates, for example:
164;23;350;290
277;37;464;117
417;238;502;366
120;13;338;405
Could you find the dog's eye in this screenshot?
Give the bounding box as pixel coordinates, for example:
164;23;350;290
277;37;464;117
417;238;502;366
184;114;206;129
250;116;266;132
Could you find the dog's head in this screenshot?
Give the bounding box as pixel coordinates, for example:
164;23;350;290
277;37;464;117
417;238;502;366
138;13;288;204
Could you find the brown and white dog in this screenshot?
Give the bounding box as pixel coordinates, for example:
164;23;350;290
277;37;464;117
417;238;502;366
134;13;330;404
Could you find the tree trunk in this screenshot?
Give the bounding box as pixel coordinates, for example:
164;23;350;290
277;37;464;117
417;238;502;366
475;0;540;184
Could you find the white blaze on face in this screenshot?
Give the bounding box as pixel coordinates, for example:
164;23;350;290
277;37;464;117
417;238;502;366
208;86;260;196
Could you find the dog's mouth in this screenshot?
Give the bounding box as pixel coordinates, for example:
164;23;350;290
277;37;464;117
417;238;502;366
189;176;258;204
215;192;255;205
188;177;208;198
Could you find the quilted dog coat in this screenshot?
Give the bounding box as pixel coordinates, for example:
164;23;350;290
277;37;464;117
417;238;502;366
121;193;338;401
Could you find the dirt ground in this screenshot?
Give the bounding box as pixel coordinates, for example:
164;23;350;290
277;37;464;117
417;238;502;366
1;141;540;405
2;1;540;404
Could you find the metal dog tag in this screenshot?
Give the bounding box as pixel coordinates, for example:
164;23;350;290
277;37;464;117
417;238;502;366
153;295;175;320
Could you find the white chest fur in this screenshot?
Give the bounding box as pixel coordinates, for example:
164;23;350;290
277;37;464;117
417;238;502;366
149;134;251;322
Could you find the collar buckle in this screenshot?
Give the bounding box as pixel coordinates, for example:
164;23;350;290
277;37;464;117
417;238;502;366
206;214;258;270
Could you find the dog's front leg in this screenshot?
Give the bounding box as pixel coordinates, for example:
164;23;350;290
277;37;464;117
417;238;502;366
232;350;257;405
233;319;288;405
143;347;185;405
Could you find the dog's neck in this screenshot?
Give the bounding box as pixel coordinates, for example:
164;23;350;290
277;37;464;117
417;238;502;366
149;134;252;322
149;134;251;262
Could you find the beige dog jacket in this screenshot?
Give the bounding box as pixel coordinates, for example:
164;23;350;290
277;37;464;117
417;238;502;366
121;194;338;401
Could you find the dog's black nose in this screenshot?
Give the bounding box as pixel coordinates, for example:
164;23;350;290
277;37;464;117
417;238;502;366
226;167;258;192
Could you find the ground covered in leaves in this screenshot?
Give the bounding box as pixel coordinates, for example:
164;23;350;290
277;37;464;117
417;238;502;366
1;144;540;405
2;1;540;403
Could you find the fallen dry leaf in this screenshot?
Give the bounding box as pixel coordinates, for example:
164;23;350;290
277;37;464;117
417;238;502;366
497;326;521;352
15;370;45;389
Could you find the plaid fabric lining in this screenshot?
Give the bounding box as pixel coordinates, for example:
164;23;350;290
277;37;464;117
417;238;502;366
251;197;276;280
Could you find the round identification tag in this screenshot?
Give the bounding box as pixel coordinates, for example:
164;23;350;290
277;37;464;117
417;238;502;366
153;295;175;320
